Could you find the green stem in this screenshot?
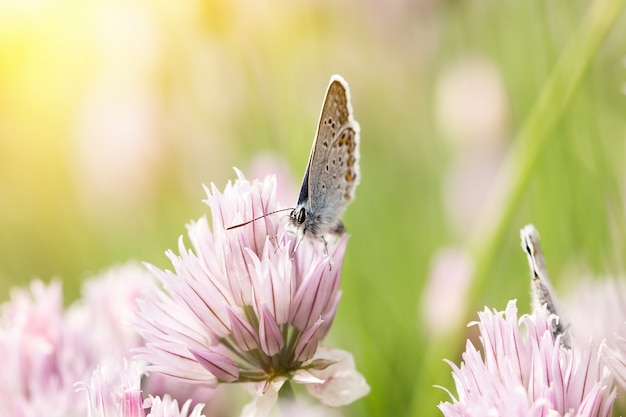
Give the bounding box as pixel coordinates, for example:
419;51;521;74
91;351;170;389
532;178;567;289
468;0;626;295
410;1;625;416
277;380;296;415
279;379;296;399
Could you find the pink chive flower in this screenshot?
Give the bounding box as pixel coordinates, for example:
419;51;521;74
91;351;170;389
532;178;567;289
67;263;155;363
420;247;473;338
561;277;626;394
0;280;79;416
0;264;153;417
133;171;369;415
78;360;206;417
439;300;616;417
604;337;626;398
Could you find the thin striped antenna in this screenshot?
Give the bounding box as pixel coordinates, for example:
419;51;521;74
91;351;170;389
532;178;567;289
225;207;293;230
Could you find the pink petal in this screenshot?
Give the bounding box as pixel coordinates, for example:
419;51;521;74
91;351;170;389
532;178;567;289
240;380;284;417
189;349;239;382
318;292;342;340
248;244;293;326
258;305;284;356
292;369;324;385
227;308;259;351
121;390;145;417
305;347;370;407
290;265;337;332
294;319;322;362
146;396;207;417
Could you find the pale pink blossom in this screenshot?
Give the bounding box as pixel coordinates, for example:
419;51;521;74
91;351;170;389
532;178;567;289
439;300;616;417
561;277;626;393
146;396;206;417
143;372;218;413
436;57;510;237
443;149;504;237
420;247;473;337
0;263;153;417
247;153;299;208
78;360;206;417
561;277;626;349
133;172;368;416
72;0;163;219
435;56;509;148
304;347;370;407
78;360;146;417
0;280;80;417
67;263;154;363
604;339;626;399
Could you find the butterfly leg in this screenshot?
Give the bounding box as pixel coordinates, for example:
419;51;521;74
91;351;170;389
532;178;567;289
320;234;329;256
330;221;345;235
318;235;335;270
290;228;306;259
273;226;289;255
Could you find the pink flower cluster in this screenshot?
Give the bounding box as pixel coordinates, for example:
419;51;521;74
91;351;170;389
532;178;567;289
439;301;616;417
0;264;152;417
0;172;369;417
78;360;206;417
132;172;369;414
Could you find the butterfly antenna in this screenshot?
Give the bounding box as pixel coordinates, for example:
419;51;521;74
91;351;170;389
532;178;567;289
226;207;293;230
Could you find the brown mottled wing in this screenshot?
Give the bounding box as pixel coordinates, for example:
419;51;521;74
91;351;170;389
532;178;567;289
306;75;360;233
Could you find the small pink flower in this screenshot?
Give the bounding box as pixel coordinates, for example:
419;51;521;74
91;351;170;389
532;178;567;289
78;360;146;417
0;263;154;417
66;263;154;363
561;277;626;393
562;278;626;349
78;360;206;417
304;347;370;407
420;247;473;337
435;56;509;148
247;153;299;207
133;171;368;415
0;280;76;416
439;300;616;417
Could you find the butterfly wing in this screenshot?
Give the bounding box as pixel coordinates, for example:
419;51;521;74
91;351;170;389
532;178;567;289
305;75;360;234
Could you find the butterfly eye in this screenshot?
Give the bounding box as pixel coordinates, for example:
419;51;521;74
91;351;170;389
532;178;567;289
296;208;306;224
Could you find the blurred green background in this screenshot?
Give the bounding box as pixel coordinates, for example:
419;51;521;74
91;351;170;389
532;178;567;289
1;0;625;416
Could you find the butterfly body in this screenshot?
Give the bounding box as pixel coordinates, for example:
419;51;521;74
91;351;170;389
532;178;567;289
289;74;360;245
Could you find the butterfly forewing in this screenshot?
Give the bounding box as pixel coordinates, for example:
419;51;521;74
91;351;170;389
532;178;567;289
230;75;360;245
312;78;351;152
298;74;360;236
309;124;359;213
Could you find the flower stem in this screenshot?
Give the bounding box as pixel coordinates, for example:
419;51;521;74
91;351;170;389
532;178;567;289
468;0;626;298
410;0;625;416
277;380;296;415
279;380;295;400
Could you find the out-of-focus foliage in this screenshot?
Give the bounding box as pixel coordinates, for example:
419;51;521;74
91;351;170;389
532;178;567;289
1;1;625;416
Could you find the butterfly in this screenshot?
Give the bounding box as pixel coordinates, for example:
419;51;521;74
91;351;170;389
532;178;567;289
520;224;570;347
289;74;360;253
227;75;360;254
